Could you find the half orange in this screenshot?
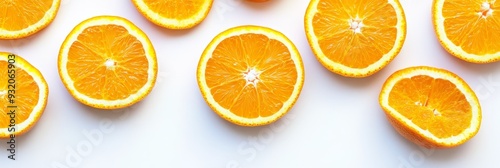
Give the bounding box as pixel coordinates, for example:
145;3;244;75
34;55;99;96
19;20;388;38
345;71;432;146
379;66;481;148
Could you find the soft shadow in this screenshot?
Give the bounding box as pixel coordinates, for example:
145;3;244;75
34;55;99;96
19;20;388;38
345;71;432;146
207;109;264;137
0;33;41;53
220;117;267;136
77;100;146;123
385;119;470;163
449;54;500;75
0;40;11;48
198;97;274;137
241;0;282;11
325;65;390;89
146;19;205;38
426;145;468;162
429;26;500;75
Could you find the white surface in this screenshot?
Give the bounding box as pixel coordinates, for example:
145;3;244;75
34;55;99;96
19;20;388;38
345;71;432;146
0;0;499;167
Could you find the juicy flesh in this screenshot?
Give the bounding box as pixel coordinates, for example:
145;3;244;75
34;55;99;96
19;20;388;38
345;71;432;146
388;75;472;138
0;61;39;127
205;34;298;118
142;0;206;20
312;0;398;68
442;0;500;55
0;0;54;31
67;25;148;100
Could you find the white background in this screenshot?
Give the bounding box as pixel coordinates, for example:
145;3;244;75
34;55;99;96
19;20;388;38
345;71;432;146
1;0;499;167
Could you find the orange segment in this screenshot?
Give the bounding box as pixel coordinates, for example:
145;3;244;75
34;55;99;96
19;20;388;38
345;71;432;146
0;0;61;39
132;0;213;29
433;0;500;63
197;26;304;126
0;52;48;138
304;0;406;77
379;66;481;148
58;16;157;109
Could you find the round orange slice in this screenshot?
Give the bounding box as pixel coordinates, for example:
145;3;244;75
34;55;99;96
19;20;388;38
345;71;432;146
433;0;500;63
0;52;48;138
197;26;305;126
304;0;407;77
379;66;481;148
0;0;61;39
132;0;213;30
58;16;157;109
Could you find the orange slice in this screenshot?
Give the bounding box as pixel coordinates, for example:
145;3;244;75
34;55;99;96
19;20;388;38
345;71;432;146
0;52;48;138
379;66;481;148
304;0;407;77
433;0;500;63
0;0;61;39
132;0;213;30
58;16;157;109
197;26;304;126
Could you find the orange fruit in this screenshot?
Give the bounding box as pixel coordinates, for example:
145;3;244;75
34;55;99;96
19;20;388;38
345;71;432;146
379;66;481;148
0;52;48;138
131;0;213;30
197;26;304;126
58;16;157;109
0;0;61;39
433;0;500;63
304;0;407;77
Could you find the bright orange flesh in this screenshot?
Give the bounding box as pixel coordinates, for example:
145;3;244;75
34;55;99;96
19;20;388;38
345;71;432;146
142;0;206;20
0;62;39;126
312;0;398;69
441;1;500;55
0;0;60;39
0;0;53;30
0;53;48;138
387;75;472;138
205;34;298;118
132;0;213;29
380;66;481;148
67;25;149;101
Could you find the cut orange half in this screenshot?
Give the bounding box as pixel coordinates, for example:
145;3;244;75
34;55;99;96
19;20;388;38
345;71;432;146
433;0;500;63
197;26;304;126
131;0;214;29
0;52;48;138
58;16;157;109
379;66;481;148
0;0;61;39
304;0;406;77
